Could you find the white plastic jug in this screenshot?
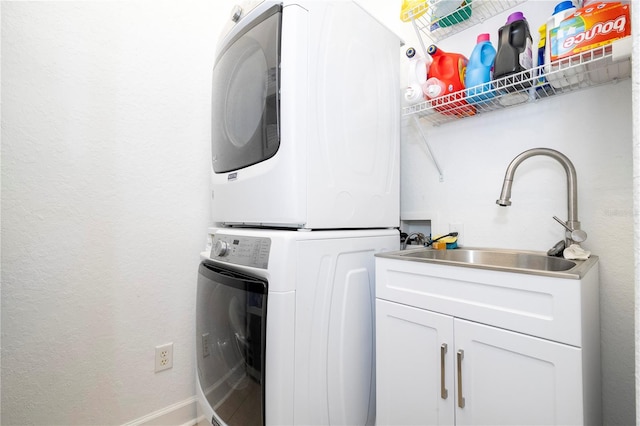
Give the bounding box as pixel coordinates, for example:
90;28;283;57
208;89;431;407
404;47;431;104
545;1;584;88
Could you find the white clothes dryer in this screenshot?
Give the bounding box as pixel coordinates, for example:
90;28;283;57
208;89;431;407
195;227;399;425
209;1;401;229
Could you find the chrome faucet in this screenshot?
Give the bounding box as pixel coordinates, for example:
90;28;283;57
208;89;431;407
496;148;587;248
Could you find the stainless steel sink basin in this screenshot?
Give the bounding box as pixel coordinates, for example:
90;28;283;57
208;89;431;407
377;247;598;279
403;248;575;270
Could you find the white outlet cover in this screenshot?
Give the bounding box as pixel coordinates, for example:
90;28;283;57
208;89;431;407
155;343;173;372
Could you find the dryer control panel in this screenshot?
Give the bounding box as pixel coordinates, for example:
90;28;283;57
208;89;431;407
210;234;271;269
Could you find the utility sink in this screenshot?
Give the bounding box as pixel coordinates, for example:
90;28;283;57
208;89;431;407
378;247;598;279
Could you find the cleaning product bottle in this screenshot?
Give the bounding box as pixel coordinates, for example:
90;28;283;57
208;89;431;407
493;11;533;104
404;47;430;104
424;44;475;116
545;1;583;88
464;33;496;104
400;0;428;22
423;77;447;99
432;0;473;28
535;23;549;91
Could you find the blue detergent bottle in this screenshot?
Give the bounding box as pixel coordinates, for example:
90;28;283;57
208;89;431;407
465;33;496;104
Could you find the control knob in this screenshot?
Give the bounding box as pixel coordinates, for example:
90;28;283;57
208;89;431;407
213;240;230;257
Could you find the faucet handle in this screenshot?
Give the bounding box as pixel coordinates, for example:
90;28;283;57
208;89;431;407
552;216;587;243
547;240;566;257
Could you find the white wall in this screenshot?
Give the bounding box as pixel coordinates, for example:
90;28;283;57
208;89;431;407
633;0;640;424
1;1;222;424
1;0;637;425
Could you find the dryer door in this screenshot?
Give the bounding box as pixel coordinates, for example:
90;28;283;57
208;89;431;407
196;261;267;426
211;5;281;174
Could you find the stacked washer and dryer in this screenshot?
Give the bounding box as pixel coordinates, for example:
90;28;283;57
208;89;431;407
195;2;401;425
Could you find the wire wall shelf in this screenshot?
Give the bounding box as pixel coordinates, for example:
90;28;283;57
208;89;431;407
402;39;632;127
401;0;527;44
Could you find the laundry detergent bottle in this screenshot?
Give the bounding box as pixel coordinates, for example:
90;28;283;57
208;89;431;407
464;33;496;104
545;1;583;88
404;47;431;104
493;11;533;106
424;44;475;116
493;12;533;91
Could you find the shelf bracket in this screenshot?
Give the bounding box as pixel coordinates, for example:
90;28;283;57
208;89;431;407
410;17;430;60
412;115;444;182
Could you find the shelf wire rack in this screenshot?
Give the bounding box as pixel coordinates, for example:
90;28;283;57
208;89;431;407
402;0;528;44
402;40;632;127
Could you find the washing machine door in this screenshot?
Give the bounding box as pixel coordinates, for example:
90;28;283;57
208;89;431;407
196;261;267;426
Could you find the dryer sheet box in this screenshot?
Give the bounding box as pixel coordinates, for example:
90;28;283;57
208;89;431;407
550;2;631;61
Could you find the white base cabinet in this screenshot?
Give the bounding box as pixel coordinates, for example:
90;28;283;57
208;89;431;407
375;255;601;425
376;300;454;425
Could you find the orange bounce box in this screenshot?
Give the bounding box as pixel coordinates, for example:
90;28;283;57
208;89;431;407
550;2;631;61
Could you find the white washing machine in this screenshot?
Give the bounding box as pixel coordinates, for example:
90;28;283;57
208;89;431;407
195;227;399;426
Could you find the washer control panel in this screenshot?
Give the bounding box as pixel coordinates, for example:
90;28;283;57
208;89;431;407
210;234;271;269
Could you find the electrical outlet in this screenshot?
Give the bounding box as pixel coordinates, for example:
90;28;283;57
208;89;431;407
155;343;173;372
202;333;210;358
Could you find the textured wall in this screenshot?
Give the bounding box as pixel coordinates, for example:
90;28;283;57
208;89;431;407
1;2;216;424
1;0;638;425
633;2;640;425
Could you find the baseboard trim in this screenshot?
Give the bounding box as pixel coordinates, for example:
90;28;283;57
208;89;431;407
122;396;198;426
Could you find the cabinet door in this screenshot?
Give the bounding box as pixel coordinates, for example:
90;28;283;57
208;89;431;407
454;318;583;426
375;299;454;426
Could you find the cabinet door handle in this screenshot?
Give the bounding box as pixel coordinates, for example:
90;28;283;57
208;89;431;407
457;349;465;408
440;343;448;399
